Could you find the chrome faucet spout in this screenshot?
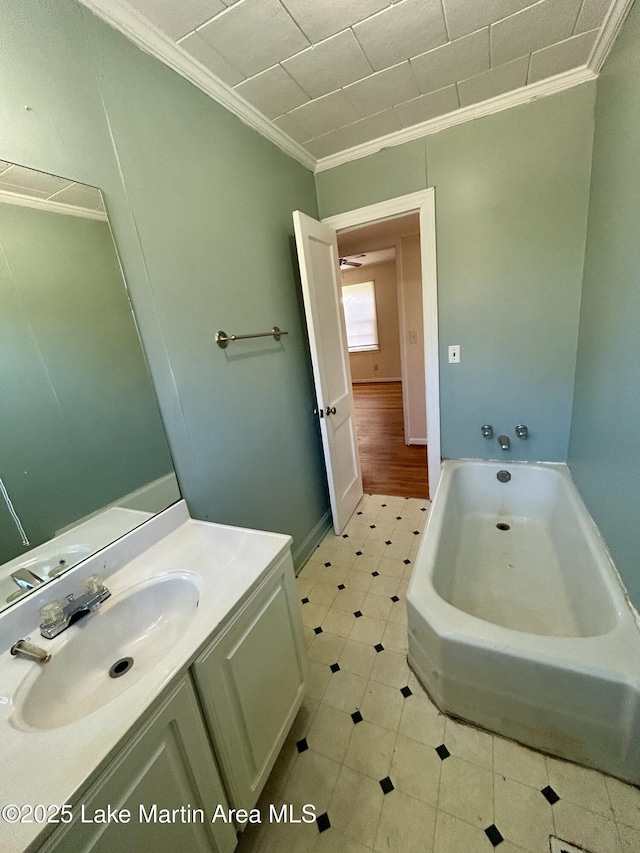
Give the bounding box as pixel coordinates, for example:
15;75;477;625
11;639;51;664
498;435;510;451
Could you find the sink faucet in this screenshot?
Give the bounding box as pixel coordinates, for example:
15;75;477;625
498;435;510;451
39;574;110;639
11;567;44;591
10;639;51;664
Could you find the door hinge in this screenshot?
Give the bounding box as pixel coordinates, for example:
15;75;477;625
313;407;324;418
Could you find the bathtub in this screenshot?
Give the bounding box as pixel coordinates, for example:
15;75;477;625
407;459;640;784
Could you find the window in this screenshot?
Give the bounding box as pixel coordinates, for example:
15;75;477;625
342;280;379;352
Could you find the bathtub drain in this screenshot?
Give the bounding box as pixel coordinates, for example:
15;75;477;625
496;523;510;531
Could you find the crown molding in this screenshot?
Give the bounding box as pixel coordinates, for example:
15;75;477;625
0;190;107;220
587;0;635;73
314;66;596;173
77;0;317;172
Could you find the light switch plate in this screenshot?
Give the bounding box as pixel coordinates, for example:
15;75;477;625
448;345;460;363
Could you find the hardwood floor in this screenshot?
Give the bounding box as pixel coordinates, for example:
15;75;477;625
352;381;429;499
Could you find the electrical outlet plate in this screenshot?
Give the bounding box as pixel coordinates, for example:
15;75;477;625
550;836;592;853
448;344;460;363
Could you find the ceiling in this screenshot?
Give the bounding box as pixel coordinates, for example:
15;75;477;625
0;161;106;218
81;0;630;171
338;213;420;256
340;247;397;270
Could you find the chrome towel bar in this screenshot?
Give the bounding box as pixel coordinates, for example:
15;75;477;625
215;326;288;349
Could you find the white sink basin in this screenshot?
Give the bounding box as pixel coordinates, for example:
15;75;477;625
11;572;200;731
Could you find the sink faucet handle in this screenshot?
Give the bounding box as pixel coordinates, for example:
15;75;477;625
515;424;529;439
481;424;494;439
40;600;65;628
83;574;106;596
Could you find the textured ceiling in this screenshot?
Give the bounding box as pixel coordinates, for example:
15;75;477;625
111;0;613;161
0;161;105;215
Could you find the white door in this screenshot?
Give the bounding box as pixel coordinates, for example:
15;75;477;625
293;210;363;533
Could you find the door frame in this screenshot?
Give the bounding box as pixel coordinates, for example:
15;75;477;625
323;189;441;490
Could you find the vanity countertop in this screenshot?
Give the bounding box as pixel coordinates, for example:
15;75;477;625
0;504;291;853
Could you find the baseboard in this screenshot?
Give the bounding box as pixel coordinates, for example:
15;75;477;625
409;438;428;446
292;508;332;575
352;377;402;384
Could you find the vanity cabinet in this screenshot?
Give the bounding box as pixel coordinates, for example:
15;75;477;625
193;550;307;812
39;676;236;853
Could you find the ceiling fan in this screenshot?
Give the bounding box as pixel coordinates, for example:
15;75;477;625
339;253;366;268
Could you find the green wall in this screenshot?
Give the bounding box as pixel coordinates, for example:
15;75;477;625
316;85;595;463
0;0;328;564
0;204;173;562
568;2;640;607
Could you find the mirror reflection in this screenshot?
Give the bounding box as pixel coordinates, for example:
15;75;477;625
0;161;179;612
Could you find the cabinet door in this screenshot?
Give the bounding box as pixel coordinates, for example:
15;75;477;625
39;676;236;853
193;553;307;812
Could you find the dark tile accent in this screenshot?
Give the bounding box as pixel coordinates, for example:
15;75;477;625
316;812;331;833
421;507;427;511
301;597;309;604
381;503;387;507
435;744;450;760
541;785;560;805
354;610;363;618
385;540;392;545
357;511;363;515
374;643;384;653
342;534;349;538
484;824;504;847
413;530;420;535
324;562;331;567
403;559;411;565
296;738;308;753
396;516;402;520
400;686;412;698
379;776;394;794
370;524;376;529
371;571;379;577
351;710;363;724
391;595;400;602
337;584;345;590
330;663;340;673
355;550;363;556
314;626;323;635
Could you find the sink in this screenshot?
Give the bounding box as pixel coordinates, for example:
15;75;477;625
11;572;200;731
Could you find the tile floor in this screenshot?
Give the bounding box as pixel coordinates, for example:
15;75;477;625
237;494;640;853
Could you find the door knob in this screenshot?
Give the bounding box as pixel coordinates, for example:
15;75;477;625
325;406;336;416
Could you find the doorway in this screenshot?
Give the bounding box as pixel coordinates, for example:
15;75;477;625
293;189;439;533
337;214;429;499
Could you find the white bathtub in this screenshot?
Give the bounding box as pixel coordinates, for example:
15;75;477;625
407;459;640;784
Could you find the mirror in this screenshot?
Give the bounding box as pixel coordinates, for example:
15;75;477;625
0;160;179;613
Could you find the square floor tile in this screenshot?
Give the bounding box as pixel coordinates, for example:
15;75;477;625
391;733;441;805
308;631;347;665
350;615;387;645
398;693;446;747
322;608;357;638
370;649;412;689
374;788;436;853
343;719;396;781
494;735;548;789
322;669;368;714
494;773;555;853
438;756;493;829
283;749;341;814
329;765;384;849
444;717;493;770
306;703;354;764
553;799;622;853
606;775;640;829
340;639;377;679
359;679;404;732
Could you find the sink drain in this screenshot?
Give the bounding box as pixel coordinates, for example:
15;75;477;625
109;657;134;678
496;523;511;531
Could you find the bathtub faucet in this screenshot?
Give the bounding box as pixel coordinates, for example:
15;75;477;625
498;435;510;451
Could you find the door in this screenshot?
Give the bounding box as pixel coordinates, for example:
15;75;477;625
293;210;363;533
193;553;306;812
